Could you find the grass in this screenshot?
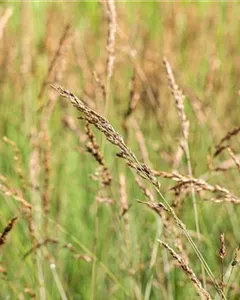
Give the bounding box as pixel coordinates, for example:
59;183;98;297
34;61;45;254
1;2;240;299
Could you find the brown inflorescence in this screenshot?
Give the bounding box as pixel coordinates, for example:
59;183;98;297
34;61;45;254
85;121;112;187
158;240;212;300
0;216;18;248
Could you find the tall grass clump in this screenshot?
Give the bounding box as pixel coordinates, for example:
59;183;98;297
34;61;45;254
1;2;240;299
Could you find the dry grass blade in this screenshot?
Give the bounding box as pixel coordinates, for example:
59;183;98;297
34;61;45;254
0;8;13;40
158;239;212;300
52;85;226;299
227;147;240;172
0;216;18;248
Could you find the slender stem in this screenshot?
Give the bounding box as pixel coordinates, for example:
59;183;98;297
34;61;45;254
125;149;222;297
50;263;68;300
144;217;163;300
221;259;224;299
184;141;206;288
225;266;234;297
90;202;100;300
155;187;226;300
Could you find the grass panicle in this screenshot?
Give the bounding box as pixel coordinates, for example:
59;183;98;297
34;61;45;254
52;84;226;299
158;239;212;300
0;216;18;248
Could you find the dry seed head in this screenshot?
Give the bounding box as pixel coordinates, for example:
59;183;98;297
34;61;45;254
52;85;159;188
73;254;92;262
125;71;140;119
0;216;18;248
63;243;92;262
137;199;168;216
163;57;189;141
41;129;51;237
219;233;226;260
24;287;36;298
0;182;32;209
93;70;106;102
52;85;224;296
119;174;131;249
96;196;113;204
42;130;51;214
85;122;112;186
29;130;41;191
3;136;27;195
105;0;117;81
213;145;229;158
38;23;72;99
120;174;128;215
232;246;240;266
0;178;34;244
154;170;240;205
52;86;126;148
172;140;184;170
159;240;212;300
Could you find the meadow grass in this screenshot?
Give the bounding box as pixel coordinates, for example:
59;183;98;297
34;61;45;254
1;2;240;299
